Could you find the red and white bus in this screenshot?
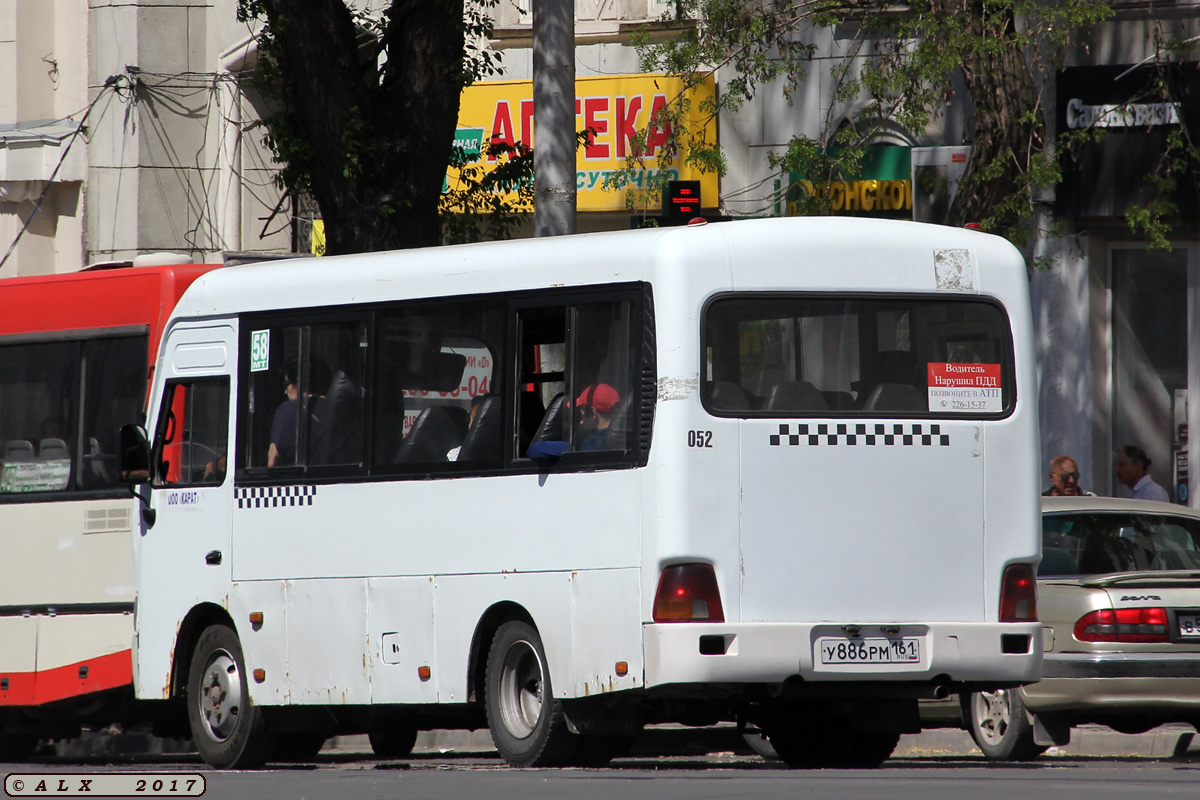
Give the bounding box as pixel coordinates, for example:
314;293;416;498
0;257;219;759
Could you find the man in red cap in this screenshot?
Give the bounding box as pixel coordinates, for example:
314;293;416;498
575;383;620;451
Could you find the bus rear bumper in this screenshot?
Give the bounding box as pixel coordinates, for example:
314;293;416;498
643;621;1042;689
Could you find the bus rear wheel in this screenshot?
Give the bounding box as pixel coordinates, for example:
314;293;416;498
271;732;327;762
0;733;37;762
186;624;276;769
485;620;577;767
368;725;418;758
764;716;899;768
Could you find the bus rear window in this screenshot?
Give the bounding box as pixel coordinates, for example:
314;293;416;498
702;294;1014;418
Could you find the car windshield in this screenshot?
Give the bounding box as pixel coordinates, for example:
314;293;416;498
1042;512;1200;576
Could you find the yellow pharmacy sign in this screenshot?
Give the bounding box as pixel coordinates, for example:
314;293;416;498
451;74;718;212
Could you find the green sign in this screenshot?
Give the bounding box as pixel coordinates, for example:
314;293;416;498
786;146;912;218
453;127;485;159
444;128;487;193
250;330;270;372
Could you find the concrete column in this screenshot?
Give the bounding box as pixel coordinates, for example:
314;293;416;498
532;0;575;237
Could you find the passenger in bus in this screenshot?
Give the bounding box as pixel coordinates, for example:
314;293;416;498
268;361;328;467
1042;455;1095;497
203;456;227;483
575;383;620;451
525;384;620;461
446;395;487;462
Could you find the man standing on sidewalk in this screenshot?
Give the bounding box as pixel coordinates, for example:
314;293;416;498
1043;455;1095;497
1114;445;1170;502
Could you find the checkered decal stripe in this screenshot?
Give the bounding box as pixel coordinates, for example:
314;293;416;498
769;423;950;447
236;485;318;509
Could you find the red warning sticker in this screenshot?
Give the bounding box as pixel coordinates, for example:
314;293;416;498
927;363;1002;413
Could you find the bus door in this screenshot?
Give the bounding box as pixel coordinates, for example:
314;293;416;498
135;324;235;699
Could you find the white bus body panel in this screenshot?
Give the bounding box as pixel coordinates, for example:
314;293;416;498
638;220;1041;686
134;218;1040;707
133;323;237;699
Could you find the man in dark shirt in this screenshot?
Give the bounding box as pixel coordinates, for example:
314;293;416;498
1042;454;1094;497
268;364;327;467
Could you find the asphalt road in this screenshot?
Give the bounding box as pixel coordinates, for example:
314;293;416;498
6;732;1200;800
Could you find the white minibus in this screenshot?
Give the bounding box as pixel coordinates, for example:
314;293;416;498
122;217;1041;769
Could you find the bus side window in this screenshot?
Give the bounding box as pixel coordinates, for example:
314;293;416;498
519;296;638;459
78;336;147;489
152;380;230;487
374;301;504;472
243;320;367;472
308;322;367;467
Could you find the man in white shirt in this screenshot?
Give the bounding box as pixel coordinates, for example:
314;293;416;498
1114;445;1170;503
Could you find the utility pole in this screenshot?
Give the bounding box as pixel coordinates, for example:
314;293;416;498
532;0;575;236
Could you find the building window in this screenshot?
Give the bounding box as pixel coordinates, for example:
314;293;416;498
1111;247;1189;501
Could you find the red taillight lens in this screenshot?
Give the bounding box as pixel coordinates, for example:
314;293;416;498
1074;608;1169;643
653;564;725;623
999;564;1038;622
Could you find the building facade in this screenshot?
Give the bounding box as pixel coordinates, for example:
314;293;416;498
0;0;1196;500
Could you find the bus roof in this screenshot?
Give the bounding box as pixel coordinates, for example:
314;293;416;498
0;263;221;339
170;217;1026;321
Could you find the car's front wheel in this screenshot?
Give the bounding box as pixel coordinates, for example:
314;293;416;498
966;689;1048;761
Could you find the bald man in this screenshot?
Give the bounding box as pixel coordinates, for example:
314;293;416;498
1043;455;1094;497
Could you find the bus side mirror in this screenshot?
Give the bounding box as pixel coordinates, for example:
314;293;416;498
118;424;151;484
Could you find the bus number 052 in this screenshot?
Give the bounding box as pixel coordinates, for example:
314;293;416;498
688;430;713;448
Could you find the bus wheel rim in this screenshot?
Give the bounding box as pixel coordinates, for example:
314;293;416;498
199;649;242;742
498;640;544;740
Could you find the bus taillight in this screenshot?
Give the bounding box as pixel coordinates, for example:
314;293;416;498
653;564;724;622
999;564;1037;622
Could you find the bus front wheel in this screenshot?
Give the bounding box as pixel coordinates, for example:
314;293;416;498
484;620;577;767
186;624;276;769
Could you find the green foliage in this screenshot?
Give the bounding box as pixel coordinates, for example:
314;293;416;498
627;0;1136;255
1111;27;1200;250
440;140;535;244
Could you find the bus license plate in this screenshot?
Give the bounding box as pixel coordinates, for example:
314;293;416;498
817;636;922;665
1178;614;1200;638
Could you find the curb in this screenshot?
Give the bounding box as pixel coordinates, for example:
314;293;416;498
898;724;1198;759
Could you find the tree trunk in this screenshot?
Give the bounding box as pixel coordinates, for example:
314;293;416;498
933;0;1044;235
258;0;465;255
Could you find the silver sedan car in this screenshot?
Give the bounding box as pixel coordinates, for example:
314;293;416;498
961;496;1200;760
